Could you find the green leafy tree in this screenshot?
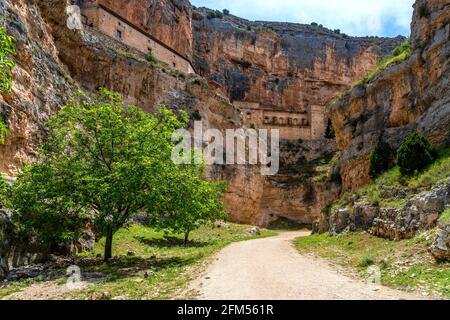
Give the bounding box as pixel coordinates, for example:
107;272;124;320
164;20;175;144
149;162;227;244
10;89;225;260
397;132;436;175
0;26;15;93
369;135;392;179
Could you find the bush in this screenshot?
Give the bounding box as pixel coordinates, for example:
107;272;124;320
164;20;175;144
0;26;16;93
10;89;226;259
369;135;392;179
0;119;8;144
0;174;10;208
397;132;436;175
207;10;224;20
146;52;158;64
222;9;230;15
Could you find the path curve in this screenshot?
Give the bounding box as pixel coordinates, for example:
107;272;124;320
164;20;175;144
190;231;422;300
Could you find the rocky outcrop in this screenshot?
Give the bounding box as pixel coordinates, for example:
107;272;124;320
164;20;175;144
0;0;76;174
430;224;450;261
321;178;450;241
0;209;46;280
329;0;450;192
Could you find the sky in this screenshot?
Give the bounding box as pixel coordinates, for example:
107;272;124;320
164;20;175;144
190;0;415;37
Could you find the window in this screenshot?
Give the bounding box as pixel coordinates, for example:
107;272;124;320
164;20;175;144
264;117;270;124
115;30;122;39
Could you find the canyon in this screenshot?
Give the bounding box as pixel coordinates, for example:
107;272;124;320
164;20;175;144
0;0;446;230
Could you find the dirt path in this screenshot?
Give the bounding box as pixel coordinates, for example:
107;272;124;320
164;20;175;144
190;231;422;300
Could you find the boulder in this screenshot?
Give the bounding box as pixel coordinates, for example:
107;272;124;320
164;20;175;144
408;179;450;228
352;204;379;230
246;227;261;235
329;207;351;235
430;224;450;262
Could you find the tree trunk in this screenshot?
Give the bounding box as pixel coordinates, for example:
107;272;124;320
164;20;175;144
104;228;114;262
184;231;190;245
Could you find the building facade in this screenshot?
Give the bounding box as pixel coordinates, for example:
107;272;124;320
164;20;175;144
80;1;196;74
234;101;325;141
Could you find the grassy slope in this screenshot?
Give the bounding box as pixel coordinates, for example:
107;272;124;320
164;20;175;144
0;223;275;300
295;147;450;299
335;146;450;209
295;232;450;299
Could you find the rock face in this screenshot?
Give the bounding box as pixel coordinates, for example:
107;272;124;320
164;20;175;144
330;0;450;192
191;7;402;226
193;8;402;111
430;224;450;261
322;178;450;241
81;0;193;60
0;0;75;174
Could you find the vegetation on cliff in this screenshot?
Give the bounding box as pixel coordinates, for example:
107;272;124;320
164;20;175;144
397;132;437;176
369;135;393;180
0;26;15;93
332;39;412;102
335;145;450;209
0;26;14;144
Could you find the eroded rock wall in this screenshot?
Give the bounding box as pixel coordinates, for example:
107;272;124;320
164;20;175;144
330;0;450;192
193;8;402;111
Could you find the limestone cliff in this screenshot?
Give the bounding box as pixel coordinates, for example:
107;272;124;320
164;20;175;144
330;0;450;192
193;8;402;111
191;7;403;226
1;0;433;228
0;0;239;176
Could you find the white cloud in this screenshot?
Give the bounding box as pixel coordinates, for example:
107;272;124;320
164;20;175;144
191;0;415;37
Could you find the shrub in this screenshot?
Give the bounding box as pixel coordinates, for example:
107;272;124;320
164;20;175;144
222;9;230;15
146;52;158;64
207;10;223;20
369;135;393;179
397;132;436;175
0;26;15;93
358;254;375;268
0;119;8;144
0;174;10;208
10;89;225;259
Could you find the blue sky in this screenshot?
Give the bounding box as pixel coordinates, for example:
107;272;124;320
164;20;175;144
191;0;415;37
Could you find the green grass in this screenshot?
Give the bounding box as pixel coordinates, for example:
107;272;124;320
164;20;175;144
439;209;450;225
334;146;450;210
331;39;412;104
0;223;275;300
295;232;450;299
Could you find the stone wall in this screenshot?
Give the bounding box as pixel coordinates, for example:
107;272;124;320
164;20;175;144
82;3;195;74
236;101;326;141
79;0;193;60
